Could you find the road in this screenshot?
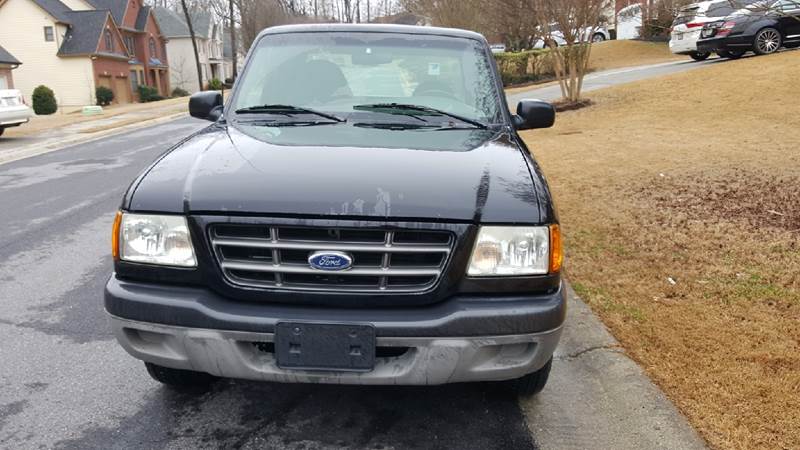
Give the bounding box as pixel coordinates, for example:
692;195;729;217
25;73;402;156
0;62;709;449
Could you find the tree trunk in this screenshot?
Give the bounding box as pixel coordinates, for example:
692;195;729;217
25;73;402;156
180;0;204;91
229;0;237;81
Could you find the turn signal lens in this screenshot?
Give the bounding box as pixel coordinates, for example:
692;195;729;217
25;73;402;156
112;210;122;260
549;224;563;274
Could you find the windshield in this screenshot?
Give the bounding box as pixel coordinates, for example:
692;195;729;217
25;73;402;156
232;32;502;125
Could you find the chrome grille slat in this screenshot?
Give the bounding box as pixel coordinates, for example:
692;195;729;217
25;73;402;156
211;238;450;253
210;224;453;293
221;261;441;276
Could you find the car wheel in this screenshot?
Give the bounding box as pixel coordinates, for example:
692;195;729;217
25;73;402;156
754;27;782;55
145;362;218;391
592;33;606;43
690;51;711;61
504;357;552;397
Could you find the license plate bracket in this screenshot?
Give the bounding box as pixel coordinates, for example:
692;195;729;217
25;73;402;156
275;322;375;372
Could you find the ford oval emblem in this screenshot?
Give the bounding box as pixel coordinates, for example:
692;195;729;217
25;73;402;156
308;251;353;271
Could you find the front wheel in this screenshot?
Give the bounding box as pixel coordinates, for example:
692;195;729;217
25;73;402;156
504;358;553;397
145;362;218;391
754;27;781;55
592;33;606;43
690;51;710;61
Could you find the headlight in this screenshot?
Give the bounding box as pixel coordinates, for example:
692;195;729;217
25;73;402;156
467;225;561;276
113;212;196;267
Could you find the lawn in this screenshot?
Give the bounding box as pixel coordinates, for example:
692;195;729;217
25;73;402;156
521;51;800;450
587;39;685;71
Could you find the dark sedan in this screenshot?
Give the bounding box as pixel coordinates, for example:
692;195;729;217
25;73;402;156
697;0;800;57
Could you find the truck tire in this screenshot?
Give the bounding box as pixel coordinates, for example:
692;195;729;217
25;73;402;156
145;362;218;390
505;357;553;397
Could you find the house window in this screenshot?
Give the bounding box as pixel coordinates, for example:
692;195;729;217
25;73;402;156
44;26;54;42
149;38;156;58
125;36;135;56
130;70;138;93
105;30;113;52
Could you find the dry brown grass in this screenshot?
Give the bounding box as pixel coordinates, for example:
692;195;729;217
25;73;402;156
588;39;685;71
521;50;800;450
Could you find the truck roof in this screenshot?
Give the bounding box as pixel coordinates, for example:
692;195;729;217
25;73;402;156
258;23;487;43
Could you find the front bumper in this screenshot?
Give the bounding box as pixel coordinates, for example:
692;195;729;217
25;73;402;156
0;106;33;127
105;276;566;384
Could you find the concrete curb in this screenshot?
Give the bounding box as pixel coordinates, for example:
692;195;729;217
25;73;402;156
0;111;188;166
521;284;708;450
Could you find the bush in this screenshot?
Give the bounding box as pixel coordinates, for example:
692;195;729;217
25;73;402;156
137;85;164;102
32;85;57;115
171;87;190;98
95;86;114;106
207;78;223;90
494;49;556;86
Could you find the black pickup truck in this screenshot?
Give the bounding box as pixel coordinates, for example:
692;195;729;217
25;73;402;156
107;24;565;396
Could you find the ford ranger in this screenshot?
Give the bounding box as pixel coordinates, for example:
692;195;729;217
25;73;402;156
106;24;565;396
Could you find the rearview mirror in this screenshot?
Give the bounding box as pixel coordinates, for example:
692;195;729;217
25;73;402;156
189;91;223;122
513;100;555;130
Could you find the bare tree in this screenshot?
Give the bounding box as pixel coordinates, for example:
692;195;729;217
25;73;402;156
180;0;205;91
229;0;237;80
534;0;605;103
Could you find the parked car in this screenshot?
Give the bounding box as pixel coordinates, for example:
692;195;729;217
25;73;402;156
669;1;739;60
107;24;565;397
0;89;32;136
698;0;800;57
490;43;507;53
532;24;611;48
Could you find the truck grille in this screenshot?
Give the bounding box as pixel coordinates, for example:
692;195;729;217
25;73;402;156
209;224;454;292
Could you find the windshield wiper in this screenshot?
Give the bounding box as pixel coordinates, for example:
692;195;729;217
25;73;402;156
353;103;487;129
234;104;345;122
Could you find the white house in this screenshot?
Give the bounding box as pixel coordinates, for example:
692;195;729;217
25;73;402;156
154;7;224;92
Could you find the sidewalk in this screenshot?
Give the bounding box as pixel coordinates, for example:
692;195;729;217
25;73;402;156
0;97;190;165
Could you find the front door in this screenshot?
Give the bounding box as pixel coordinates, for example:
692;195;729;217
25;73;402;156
0;73;7;90
777;1;800;42
114;76;131;104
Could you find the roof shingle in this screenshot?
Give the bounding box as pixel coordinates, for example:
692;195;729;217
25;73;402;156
153;6;211;39
0;44;21;65
58;10;112;56
83;0;126;25
31;0;73;23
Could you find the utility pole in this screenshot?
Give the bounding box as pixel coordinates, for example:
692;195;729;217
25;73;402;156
229;0;237;80
180;0;203;91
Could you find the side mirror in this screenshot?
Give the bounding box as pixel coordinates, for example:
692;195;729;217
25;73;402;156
189;91;223;122
513;100;555;130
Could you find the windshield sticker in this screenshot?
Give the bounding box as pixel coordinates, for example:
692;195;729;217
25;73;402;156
428;62;441;76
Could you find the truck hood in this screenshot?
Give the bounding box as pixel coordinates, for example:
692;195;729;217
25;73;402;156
126;123;547;223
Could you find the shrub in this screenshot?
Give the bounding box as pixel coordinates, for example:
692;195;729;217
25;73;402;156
171;87;190;98
207;78;223;90
32;85;57;115
95;86;114;106
494;49;556;86
137;85;164;102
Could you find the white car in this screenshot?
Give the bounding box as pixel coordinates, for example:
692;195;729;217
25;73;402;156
533;24;611;48
0;89;32;136
669;0;738;60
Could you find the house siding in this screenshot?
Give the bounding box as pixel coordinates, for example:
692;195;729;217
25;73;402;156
0;0;94;107
165;37;200;92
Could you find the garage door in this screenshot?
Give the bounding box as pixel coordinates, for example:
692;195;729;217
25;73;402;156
113;76;131;104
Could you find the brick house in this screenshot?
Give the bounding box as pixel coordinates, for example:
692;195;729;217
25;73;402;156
0;0;168;108
0;44;21;89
